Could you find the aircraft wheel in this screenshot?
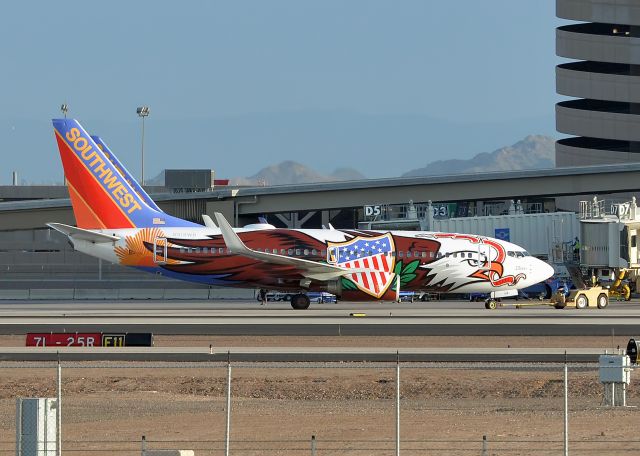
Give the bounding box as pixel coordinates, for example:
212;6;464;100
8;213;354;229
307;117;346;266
575;294;588;309
485;299;497;310
554;302;566;309
291;294;311;310
597;293;609;309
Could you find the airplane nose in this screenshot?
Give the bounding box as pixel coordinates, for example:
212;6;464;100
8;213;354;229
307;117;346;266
533;258;555;282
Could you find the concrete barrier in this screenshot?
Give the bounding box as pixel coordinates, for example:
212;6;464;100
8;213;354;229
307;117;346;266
118;289;166;300
73;288;113;300
28;289;74;300
209;288;255;300
162;289;210;300
0;290;29;300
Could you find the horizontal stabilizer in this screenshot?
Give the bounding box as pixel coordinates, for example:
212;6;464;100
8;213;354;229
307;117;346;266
47;223;120;243
213;212;368;281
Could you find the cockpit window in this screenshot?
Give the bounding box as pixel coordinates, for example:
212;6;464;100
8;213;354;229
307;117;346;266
507;251;516;257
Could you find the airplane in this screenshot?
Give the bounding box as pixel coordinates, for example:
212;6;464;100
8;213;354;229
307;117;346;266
48;118;555;310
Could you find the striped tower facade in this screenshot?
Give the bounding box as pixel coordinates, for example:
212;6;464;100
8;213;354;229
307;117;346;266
556;0;640;166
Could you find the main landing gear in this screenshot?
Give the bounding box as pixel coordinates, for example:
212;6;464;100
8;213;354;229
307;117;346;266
290;293;311;310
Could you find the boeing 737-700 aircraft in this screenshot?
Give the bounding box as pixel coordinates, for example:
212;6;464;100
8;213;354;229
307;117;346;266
48;118;554;309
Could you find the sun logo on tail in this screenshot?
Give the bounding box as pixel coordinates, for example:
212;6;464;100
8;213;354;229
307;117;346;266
115;228;179;266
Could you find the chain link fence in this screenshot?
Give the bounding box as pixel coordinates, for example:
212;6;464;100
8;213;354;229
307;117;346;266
0;361;638;455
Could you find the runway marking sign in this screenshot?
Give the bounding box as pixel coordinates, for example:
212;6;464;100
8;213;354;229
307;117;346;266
102;334;125;347
26;333;154;347
26;333;101;347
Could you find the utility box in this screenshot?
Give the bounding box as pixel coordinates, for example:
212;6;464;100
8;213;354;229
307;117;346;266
16;398;57;456
599;354;632;407
599;354;631;384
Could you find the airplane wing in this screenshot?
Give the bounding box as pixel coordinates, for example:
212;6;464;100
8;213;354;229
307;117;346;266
47;223;120;243
213;212;367;281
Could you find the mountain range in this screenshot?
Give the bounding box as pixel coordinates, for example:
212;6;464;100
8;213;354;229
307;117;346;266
1;110;555;184
222;135;555;185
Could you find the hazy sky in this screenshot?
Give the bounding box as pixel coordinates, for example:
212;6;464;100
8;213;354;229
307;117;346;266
0;1;564;183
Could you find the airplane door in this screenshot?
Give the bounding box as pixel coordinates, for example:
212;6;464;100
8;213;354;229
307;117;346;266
478;243;492;271
153;237;168;264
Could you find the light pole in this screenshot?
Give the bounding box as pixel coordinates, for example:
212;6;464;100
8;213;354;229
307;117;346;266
136;106;150;185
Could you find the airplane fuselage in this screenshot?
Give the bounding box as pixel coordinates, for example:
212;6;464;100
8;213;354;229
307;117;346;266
70;225;554;301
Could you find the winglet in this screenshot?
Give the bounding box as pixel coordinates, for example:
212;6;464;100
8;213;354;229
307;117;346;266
214;212;248;253
202;214;217;228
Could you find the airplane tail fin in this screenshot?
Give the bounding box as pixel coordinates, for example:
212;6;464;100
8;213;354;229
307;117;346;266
52;118;196;229
90;135;163;212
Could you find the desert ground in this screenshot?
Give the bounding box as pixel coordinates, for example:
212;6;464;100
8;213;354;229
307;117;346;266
1;335;638;455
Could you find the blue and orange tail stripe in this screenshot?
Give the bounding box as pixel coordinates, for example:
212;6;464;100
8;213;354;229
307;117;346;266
90;135;163;212
53;118;197;229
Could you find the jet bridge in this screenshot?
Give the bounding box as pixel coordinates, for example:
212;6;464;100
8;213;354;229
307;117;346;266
578;196;640;299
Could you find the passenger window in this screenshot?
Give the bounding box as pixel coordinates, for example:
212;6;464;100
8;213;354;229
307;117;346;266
295;249;301;256
194;248;201;254
429;252;434;258
406;252;412;258
391;251;396;257
288;249;294;255
304;249;309;256
280;249;286;255
312;249;317;256
219;248;224;254
272;249;278;254
398;251;404;258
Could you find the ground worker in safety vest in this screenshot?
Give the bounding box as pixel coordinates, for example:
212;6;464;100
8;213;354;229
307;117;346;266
572;237;580;261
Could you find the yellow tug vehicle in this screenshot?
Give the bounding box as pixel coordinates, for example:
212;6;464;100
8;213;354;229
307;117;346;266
549;285;609;309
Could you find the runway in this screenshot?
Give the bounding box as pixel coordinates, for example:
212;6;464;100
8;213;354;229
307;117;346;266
1;299;640;336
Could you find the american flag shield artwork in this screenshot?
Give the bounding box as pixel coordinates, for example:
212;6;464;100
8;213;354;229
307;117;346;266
328;233;396;298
